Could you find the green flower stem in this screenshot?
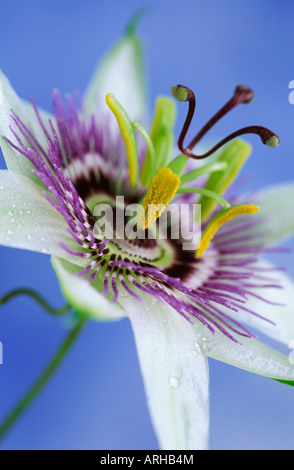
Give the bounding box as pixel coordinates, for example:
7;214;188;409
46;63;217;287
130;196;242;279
0;288;71;316
0;317;86;444
177;187;231;209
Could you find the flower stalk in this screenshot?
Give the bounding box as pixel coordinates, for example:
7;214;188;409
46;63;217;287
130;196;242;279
0;288;72;316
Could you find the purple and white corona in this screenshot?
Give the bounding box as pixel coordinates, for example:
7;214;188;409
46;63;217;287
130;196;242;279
0;17;294;450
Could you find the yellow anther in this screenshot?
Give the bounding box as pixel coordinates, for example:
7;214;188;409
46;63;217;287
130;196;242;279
140;167;181;229
196;204;259;258
106;93;138;187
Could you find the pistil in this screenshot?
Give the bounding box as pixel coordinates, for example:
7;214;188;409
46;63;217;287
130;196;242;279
171;84;279;159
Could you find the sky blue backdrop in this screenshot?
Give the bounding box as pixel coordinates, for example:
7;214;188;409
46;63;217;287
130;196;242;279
0;0;294;450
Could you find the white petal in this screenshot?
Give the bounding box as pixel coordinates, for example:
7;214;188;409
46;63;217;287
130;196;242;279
224;259;294;346
251;181;294;245
84;34;146;123
0;170;80;262
124;294;210;450
206;329;294;382
0;69;53;183
51;256;124;321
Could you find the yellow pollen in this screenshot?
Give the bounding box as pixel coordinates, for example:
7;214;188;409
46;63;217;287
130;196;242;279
196;204;260;258
140;167;181;229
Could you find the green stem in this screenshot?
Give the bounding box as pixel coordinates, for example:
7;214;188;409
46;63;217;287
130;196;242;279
0;317;86;444
0;288;71;316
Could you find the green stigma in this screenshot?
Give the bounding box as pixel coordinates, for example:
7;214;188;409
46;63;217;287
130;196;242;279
266;135;280;147
171;85;190;102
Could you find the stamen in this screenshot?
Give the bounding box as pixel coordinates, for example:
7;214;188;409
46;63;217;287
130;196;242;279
140;96;176;186
198;139;252;223
140;167;181;229
177;187;231;209
196;204;260;258
168;153;189;177
171;84;279;159
106;93;139;187
132;121;156;181
180;161;228;185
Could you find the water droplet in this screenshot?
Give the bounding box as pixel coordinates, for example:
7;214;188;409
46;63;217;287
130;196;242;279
40;236;47;242
26;234;32;240
27;209;32;215
169;376;180;389
20;210;24;215
201;343;212;354
8;210;14;217
194;335;212;355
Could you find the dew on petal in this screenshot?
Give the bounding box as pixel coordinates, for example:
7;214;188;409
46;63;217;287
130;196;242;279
169;376;180;388
194;335;212;356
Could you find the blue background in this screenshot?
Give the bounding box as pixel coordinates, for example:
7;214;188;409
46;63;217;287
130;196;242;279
0;0;294;450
